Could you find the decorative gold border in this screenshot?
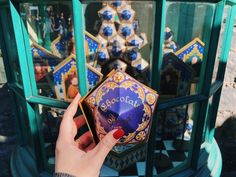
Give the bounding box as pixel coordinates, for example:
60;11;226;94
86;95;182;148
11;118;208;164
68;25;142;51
53;54;103;100
183;46;204;63
85;31;102;51
51;35;63;58
53;54;76;74
85;31;101;65
87;64;103;84
31;42;62;81
82;70;158;144
31;42;60;59
62;65;78;102
78;102;94;138
175;37;205;56
53;54;77;100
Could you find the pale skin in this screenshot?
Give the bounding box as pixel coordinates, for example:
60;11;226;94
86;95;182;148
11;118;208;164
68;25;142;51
55;93;121;177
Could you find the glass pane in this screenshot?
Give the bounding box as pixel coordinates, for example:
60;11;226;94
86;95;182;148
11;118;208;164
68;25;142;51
37;105;64;170
212;5;231;84
1;7;23;86
15;97;33;147
153;102;198;176
160;2;215;101
82;1;155;176
82;1;155;87
222;8;236;85
20;2;79;102
202;96;213;143
0;50;7;84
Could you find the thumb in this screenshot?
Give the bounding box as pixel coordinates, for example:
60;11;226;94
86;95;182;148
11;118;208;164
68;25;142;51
93;128;125;161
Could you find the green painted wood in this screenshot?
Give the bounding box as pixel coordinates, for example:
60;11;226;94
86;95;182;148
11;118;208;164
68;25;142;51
207;4;236;143
27;96;69;109
194;2;219;144
209;81;223;96
0;6;23;87
72;0;88;96
4;0;50;166
205;2;235;141
34;104;48;171
145;0;166;176
25;102;46;172
11;146;39;177
190;0;225;168
20;16;38;96
158;94;207;110
227;0;236;5
199;1;225;96
9;1;33;98
14;95;33;147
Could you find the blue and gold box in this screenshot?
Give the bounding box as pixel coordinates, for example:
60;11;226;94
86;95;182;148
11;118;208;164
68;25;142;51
79;70;158;144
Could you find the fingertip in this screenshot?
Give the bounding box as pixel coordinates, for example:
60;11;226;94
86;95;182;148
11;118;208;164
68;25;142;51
64;93;81;118
70;93;82;107
74;93;82;102
112;128;125;140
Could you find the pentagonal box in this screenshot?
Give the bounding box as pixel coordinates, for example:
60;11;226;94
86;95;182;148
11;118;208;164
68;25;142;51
79;70;158;144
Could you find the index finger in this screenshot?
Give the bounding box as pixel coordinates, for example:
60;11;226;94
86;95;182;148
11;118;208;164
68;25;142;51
63;93;81;121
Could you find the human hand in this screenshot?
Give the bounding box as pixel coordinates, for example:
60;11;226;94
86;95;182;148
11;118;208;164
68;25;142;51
55;93;125;177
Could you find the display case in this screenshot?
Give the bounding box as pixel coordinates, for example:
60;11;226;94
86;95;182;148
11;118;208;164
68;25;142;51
0;0;234;177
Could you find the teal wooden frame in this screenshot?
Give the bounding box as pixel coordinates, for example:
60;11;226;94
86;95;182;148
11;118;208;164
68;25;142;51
146;1;226;176
205;1;236;143
0;0;233;176
6;0;88;109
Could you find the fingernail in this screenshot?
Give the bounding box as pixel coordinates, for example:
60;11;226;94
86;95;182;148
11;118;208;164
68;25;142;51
113;128;125;139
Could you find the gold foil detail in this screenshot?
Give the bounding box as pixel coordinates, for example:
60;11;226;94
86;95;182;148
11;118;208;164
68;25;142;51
113;71;125;83
146;93;156;105
95;82;119;105
135;131;146;141
121;132;136;144
120;80;145;102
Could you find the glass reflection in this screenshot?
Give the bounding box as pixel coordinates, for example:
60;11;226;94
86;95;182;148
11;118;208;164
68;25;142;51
212;5;231;84
20;2;77;101
153;103;197;175
83;1;155;86
160;2;215;101
82;1;155;176
38;105;64;168
1;8;23;86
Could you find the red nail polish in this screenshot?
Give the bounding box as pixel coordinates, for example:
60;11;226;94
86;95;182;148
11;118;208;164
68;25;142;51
113;128;125;139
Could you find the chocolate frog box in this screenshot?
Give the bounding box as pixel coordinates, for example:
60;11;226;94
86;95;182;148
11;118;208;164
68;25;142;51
79;70;159;144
